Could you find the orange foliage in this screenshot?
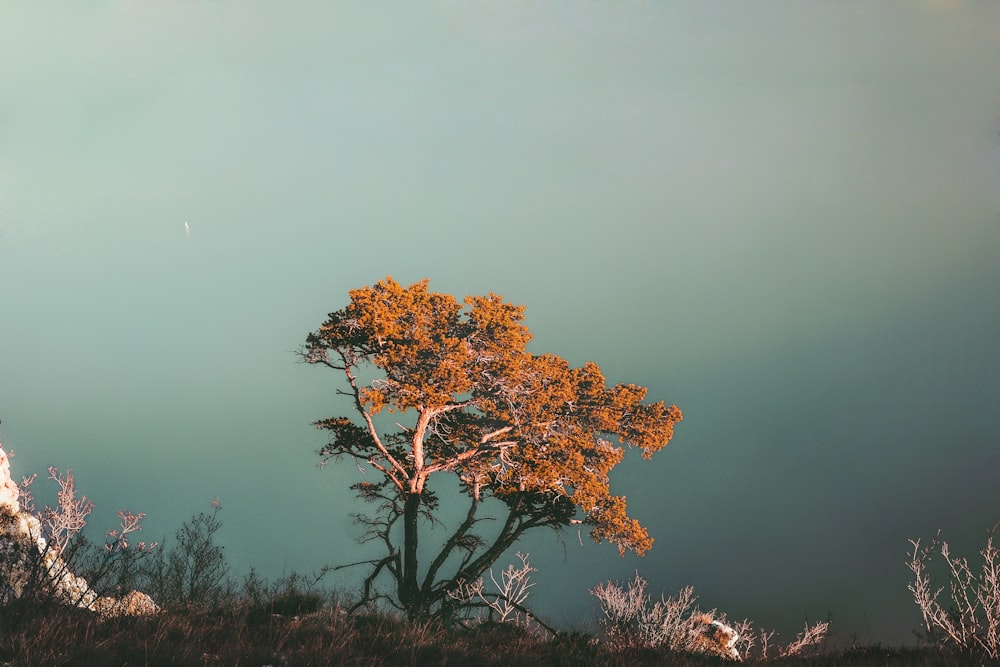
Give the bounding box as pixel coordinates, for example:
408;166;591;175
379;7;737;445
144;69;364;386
305;277;682;557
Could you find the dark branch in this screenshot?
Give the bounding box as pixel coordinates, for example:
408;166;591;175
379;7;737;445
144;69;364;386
421;493;482;592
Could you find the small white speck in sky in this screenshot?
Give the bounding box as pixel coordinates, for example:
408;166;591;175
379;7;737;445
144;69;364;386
184;221;190;239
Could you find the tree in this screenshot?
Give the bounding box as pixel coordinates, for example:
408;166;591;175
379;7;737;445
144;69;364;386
302;277;682;620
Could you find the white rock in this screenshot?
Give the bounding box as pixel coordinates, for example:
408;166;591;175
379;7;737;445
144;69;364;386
0;443;158;617
0;446;20;515
692;614;742;661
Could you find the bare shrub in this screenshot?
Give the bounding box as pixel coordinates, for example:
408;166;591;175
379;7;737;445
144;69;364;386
40;468;94;555
487;552;537;622
240;565;333;623
907;521;1000;658
446;552;551;632
591;574;828;661
778;620;831;658
17;473;36;514
78;511;158;598
591;574;704;654
143;507;231;610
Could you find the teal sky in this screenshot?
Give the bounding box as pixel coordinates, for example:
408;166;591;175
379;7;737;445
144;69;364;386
1;1;998;645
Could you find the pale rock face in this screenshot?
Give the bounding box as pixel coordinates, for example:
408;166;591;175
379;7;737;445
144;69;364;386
0;443;158;618
0;447;20;515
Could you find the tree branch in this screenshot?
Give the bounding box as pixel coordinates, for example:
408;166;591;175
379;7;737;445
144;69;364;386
422;440;518;475
344;553;401;614
421;493;482;592
447;502;530;603
338;350;409;490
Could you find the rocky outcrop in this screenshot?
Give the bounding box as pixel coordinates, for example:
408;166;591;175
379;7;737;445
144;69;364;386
0;448;21;515
91;589;160;618
692;614;742;661
0;443;159;618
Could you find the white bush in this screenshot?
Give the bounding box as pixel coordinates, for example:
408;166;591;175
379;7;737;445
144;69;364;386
907;522;1000;658
591;574;828;661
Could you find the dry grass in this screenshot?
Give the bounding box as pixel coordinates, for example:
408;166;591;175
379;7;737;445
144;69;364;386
0;600;986;667
0;603;551;666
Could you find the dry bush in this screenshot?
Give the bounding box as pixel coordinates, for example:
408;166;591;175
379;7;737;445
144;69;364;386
40;467;94;554
591;574;703;653
907;521;1000;658
142;508;231;610
591;574;828;661
447;551;544;629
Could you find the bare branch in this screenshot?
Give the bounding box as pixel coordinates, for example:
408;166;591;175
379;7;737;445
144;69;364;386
42;467;94;554
338;351;408;490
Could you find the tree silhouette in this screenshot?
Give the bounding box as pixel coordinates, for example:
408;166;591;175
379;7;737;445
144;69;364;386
302;277;682;620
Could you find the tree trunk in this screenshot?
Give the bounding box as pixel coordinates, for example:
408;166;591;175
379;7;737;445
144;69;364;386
400;492;422;617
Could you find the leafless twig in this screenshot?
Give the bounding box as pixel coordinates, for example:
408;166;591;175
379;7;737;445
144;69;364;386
42;468;94;554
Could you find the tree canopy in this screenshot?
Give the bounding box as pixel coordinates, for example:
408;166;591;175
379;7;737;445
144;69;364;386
303;277;682;618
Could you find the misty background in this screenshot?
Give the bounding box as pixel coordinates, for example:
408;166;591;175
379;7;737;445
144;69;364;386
1;1;997;645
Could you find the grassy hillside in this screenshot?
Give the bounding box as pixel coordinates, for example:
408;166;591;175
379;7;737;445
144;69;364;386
0;601;984;666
